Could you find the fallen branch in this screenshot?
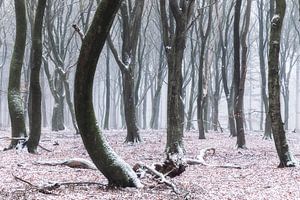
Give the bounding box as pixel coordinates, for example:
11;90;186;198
38;144;52;152
184;148;241;169
34;158;97;170
13;173;105;194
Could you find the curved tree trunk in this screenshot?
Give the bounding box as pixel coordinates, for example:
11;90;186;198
74;0;141;187
27;0;47;153
268;0;296;167
6;0;27;149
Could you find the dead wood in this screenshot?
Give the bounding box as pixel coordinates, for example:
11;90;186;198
13;173;105;194
34;158;97;170
133;162;180;194
154;158;187;178
184;148;241;169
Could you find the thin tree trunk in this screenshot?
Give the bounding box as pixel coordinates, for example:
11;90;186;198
268;0;296;167
103;44;110;130
27;0;47;153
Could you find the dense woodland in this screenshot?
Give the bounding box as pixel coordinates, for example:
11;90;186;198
0;0;300;199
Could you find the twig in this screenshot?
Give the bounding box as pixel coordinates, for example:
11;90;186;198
12;173;35;187
72;24;84;41
38;144;52;152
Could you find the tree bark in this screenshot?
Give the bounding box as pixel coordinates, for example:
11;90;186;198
74;0;141;187
27;0;47;153
197;1;212;139
160;0;195;158
268;0;296;167
7;0;27;149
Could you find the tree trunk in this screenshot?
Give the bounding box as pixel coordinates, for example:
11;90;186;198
51;81;65;131
103;44;110;130
197;1;212;139
107;0;144;142
268;0;296;167
7;0;27;149
74;0;141;187
257;0;272;139
233;0;250;148
27;0;47;153
123;70;141;143
150;43;165;129
160;0;195;159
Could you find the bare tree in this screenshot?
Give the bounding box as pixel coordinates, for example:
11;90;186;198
257;0;272;139
27;0;47;153
268;0;296;167
6;0;27;149
107;0;145;143
196;0;213;139
74;0;142;187
160;0;195;165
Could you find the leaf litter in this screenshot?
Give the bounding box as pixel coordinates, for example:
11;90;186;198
0;128;300;200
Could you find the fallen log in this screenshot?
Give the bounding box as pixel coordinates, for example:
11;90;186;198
184;148;241;169
34;158;97;170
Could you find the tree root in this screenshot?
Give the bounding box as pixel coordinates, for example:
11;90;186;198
132;148;241;194
33;158;97;170
133;162;180;194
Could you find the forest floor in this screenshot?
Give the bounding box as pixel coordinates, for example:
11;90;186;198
0;128;300;200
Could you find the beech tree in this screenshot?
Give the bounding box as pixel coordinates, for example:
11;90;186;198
268;0;297;167
232;0;251;148
74;0;141;187
107;0;145;143
160;0;195;159
196;0;213;139
6;0;27;149
27;0;47;153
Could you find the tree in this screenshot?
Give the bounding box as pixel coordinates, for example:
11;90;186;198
107;0;145;143
268;0;297;167
196;0;213;139
45;0;79;133
27;0;47;153
257;0;272;139
74;0;142;187
6;0;27;149
160;0;195;158
215;1;236;137
233;0;251;148
103;44;110;130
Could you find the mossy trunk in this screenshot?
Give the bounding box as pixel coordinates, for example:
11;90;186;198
74;0;141;187
268;0;296;167
7;0;27;149
27;0;47;153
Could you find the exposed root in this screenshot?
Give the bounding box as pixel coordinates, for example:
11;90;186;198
133;162;180;194
34;158;97;170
